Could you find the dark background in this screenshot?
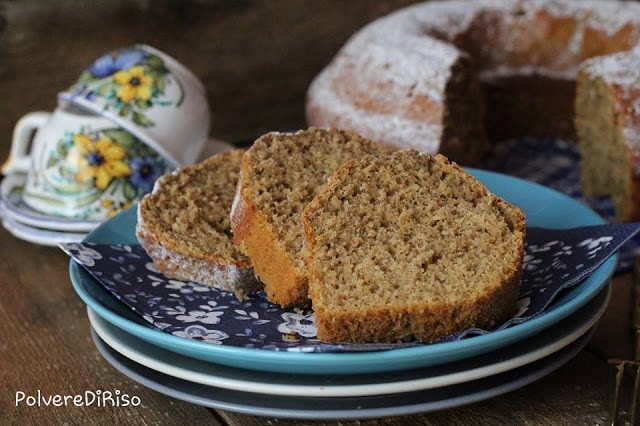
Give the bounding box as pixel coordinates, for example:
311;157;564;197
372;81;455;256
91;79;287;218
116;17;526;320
0;0;415;157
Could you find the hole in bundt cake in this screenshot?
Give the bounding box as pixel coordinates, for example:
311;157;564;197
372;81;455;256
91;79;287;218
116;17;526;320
306;0;640;221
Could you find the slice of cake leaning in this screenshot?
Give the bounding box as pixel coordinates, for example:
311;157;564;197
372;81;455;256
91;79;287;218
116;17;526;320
230;127;387;308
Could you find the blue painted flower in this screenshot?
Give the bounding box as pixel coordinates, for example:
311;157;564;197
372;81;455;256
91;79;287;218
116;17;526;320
88;48;147;78
129;156;163;193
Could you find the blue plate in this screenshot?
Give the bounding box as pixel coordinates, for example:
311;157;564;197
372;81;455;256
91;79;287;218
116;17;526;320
69;169;615;375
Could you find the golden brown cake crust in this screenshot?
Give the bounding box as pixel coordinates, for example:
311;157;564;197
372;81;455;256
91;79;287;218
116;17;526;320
230;127;387;308
307;0;640;153
303;151;526;343
230;167;307;307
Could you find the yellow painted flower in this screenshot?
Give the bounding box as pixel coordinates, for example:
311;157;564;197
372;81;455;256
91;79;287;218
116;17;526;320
71;134;131;190
113;65;153;104
113;200;133;216
101;199;114;208
103;199;133;218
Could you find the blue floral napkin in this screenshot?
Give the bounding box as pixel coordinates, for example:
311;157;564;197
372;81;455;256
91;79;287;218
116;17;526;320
61;222;640;352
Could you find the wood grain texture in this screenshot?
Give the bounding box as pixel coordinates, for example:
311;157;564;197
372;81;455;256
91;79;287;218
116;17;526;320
0;239;220;424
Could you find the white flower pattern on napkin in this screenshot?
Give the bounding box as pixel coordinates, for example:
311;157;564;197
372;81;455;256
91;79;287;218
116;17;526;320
60;222;640;352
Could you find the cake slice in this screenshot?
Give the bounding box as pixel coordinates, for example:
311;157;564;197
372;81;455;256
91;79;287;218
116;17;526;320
136;149;261;293
302;150;526;343
230;127;387;308
576;50;640;222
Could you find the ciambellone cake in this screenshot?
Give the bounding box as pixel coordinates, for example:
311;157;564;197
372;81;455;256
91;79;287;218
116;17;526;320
306;0;640;221
576;49;640;222
303;150;526;344
136;150;261;294
230;127;387;308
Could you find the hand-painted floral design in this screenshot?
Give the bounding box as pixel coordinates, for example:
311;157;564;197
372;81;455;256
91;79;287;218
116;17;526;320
113;66;154;104
101;198;134;218
88;49;146;78
129;156;163;194
70;133;132;190
43;126;171;218
72;47;183;127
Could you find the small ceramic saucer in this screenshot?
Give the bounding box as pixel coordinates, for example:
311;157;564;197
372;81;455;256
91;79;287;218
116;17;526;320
0;173;102;232
0;203;86;246
0;137;234;245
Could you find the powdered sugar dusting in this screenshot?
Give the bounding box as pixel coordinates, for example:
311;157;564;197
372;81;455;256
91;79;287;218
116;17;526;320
307;0;640;155
307;8;460;153
582;49;640;88
394;0;483;41
561;0;640;37
632;97;640;116
340;12;463;105
581;47;640;157
307;65;442;154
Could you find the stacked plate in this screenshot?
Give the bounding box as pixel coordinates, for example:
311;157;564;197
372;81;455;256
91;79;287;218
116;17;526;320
69;169;617;420
0;139;233;247
0;172;98;245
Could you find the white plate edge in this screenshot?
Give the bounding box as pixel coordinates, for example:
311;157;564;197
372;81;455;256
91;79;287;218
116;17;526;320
87;284;609;398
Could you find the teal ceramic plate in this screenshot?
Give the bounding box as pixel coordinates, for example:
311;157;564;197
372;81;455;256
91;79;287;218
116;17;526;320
69;169;615;375
89;284;609;397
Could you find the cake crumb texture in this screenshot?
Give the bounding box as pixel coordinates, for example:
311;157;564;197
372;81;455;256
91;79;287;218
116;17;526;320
136;149;261;293
303;150;526;343
230;127;388;308
306;0;640;222
576;50;640;222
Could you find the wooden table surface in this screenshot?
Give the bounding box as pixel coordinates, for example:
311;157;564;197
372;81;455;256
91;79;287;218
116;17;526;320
0;1;637;424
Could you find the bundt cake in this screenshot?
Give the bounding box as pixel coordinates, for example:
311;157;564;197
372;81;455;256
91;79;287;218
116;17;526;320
306;0;640;220
136;149;261;294
302;150;526;343
230;127;387;308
